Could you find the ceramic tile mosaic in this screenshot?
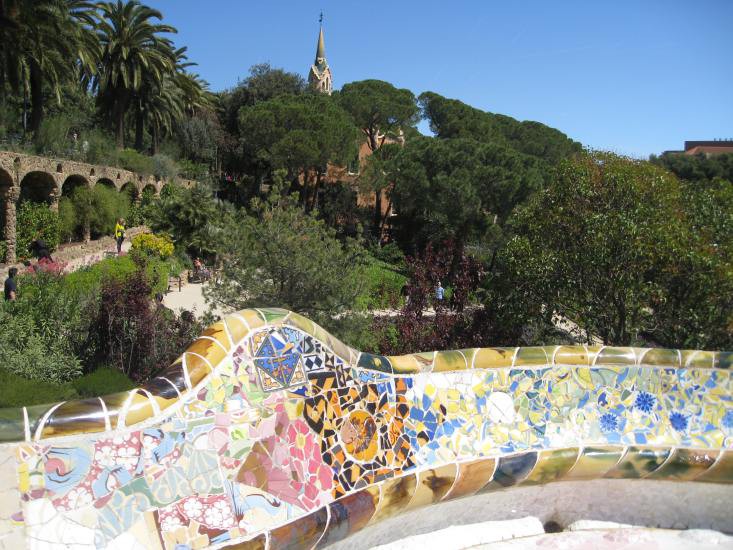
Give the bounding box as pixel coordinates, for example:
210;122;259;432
0;307;732;549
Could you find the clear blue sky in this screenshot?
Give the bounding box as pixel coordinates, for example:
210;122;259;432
150;0;732;158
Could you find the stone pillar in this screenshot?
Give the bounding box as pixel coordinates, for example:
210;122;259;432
49;188;60;212
3;187;19;264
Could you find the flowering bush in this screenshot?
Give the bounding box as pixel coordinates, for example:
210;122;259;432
131;232;174;259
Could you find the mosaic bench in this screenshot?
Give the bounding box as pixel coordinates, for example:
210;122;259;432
0;308;731;549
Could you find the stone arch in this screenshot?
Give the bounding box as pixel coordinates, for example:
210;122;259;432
62;174;90;198
160;183;174;198
96;177;116;190
56;163;63;173
19;171;57;204
120;181;139;202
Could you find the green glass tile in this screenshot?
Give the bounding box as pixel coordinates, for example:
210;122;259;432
604;447;670;479
681;350;715;369
433;350;468;372
480;452;538;492
647;448;718;481
640;348;680;367
357;353;393;374
522;448;580;485
565;446;624;479
514;347;549;367
715;352;733;370
695;451;733;483
594;347;637;366
257;307;288;323
41;398;108;439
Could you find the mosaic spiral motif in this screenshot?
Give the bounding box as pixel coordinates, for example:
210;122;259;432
0;308;732;549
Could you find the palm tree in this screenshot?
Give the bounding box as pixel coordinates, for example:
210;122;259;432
0;0;98;135
133;46;214;154
94;0;175;148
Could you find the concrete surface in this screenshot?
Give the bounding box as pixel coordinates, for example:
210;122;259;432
328;480;733;549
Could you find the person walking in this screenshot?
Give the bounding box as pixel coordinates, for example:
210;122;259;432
4;267;18;301
114;218;126;255
435;281;445;304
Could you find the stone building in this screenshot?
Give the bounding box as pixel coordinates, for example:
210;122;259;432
308;21;333;95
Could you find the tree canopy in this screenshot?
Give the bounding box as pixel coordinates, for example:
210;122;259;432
389;136;543;253
419;91;582;165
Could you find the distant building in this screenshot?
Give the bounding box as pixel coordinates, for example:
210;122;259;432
308;19;332;95
304;18;400;232
664;139;733;156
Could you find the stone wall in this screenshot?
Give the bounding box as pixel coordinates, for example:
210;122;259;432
0;150;195;264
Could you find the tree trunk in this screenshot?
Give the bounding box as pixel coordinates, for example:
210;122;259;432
113;92;130;149
374;189;382;237
29;60;44;136
151;124;160;155
134;109;145;151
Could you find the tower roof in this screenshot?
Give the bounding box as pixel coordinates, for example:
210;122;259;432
315;26;326;62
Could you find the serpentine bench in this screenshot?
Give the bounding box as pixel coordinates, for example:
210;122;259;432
0;308;731;549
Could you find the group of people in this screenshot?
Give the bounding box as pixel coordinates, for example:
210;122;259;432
3;218;128;302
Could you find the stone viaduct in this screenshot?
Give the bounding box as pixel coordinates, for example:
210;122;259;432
0;150;194;264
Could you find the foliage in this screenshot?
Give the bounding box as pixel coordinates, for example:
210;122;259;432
388;136;542;254
91;184;130;237
72;367;136;398
651;152;733;185
419;91;582;165
501;151;733;348
145;183;224;257
355;259;407;311
0;240;8;263
16;201;60;259
0;366;136;407
206;177;367;322
132;232;174;259
0;369;78;408
0;0;98;134
0;270;87;384
338;80;419;151
113;148;157;175
85;266;201;381
373;241;484;354
238;93;358;208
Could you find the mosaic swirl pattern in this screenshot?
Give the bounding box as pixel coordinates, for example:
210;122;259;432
0;308;732;549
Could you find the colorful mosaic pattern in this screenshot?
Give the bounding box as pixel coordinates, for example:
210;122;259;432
0;307;732;549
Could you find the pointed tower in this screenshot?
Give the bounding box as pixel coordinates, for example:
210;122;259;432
308;15;333;95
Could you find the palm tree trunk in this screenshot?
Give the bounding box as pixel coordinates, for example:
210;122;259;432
134;109;145;151
29;59;44;136
151;125;159;155
113;91;130;149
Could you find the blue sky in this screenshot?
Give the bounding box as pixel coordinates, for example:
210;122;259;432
150;0;732;158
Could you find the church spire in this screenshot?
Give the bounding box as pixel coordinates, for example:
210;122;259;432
308;12;332;95
315;12;326;62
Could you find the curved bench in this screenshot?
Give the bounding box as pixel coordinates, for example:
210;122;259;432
0;308;731;549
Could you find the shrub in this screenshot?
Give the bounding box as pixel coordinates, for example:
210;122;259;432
81;129;116;165
152;154;180;180
0;305;83;384
0;369;78;408
90;184;129;237
58;196;77;242
355;259;407;311
85;268;201;382
132;232;174;259
16;201;60;260
370;242;406;270
72;367;136;398
34;115;73;158
114;148;156;175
